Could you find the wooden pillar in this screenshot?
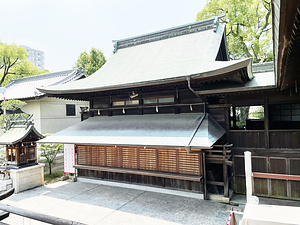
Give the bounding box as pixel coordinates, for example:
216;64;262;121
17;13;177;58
264;92;270;148
16;146;20;166
202;152;207;200
108;93;112;116
244;151;253;203
138;94;143;115
223;146;229;197
224;96;231;143
174;86;180;114
5;146;9;162
232;106;237;129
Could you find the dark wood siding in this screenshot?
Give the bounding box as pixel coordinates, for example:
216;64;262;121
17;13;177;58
229;131;265;148
233;155;300;200
269;130;300;148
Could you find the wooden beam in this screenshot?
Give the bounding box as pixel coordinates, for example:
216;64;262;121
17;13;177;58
74;164;202;182
206;181;224;186
253;172;300;181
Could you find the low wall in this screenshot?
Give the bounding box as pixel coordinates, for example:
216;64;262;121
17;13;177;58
10;164;44;193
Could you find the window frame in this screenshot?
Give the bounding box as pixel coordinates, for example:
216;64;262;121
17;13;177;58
66;104;76;116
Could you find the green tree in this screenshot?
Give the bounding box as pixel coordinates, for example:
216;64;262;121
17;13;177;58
1;99;27;114
0;43;49;86
196;0;272;63
0;43;27;86
75;48;106;76
0;99;27;130
40;137;63;175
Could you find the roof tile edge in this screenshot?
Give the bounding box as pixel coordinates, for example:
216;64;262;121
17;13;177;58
113;17;217;52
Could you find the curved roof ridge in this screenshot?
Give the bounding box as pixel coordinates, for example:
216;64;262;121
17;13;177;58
113;16;218;52
6;69;75;87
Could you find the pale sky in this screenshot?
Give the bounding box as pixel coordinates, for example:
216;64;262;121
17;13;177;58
0;0;206;72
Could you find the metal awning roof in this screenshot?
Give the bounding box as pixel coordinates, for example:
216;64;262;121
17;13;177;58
38;113;225;149
0;125;44;145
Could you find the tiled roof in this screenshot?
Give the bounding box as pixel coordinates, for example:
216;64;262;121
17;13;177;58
2;68;85;100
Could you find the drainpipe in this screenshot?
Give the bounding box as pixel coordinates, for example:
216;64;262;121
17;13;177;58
186;76;206;114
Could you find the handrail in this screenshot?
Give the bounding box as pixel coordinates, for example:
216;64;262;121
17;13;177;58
0;203;86;225
253;172;300;181
0;187;85;224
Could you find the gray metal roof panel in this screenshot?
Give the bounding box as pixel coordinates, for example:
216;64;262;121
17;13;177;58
196;71;275;95
0;125;44;145
37;22;251;95
38;113;225;149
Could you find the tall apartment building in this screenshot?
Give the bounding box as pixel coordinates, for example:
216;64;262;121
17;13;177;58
21;45;45;70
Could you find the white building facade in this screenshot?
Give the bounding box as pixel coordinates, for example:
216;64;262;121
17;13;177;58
21;45;45;70
1;68;89;134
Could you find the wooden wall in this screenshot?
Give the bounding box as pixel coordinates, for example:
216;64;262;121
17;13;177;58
233;155;300;200
77;145;203;192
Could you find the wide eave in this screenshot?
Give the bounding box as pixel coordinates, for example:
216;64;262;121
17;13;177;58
37;17;254;96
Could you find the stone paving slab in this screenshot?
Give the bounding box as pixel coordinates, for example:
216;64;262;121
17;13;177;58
0;179;233;225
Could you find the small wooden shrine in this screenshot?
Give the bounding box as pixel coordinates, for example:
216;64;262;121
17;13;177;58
0;119;44;168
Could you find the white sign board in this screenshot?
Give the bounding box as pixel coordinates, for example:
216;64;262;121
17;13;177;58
64;144;75;174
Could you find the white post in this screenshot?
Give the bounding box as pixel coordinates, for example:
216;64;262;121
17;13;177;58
244;151;253;203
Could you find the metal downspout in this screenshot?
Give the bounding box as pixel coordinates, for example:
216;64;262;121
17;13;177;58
186;76;205;114
185;76;207;153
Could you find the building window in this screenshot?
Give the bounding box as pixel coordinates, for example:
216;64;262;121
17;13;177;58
143;96;174;105
269;103;300;129
112;99;139;107
66;104;76;116
230;105;264;130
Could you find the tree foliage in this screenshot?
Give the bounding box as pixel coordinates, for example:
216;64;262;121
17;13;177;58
40;136;63;175
0;99;27;130
1;99;27;113
75;48;106;76
196;0;272;63
0;43;26;86
0;43;49;86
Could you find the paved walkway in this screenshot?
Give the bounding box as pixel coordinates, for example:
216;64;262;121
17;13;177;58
0;179;234;225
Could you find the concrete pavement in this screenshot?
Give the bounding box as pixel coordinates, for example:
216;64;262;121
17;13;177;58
0;178;235;225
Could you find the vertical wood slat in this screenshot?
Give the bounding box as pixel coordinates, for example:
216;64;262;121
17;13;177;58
77;145;202;176
77;145;91;165
139;147;157;171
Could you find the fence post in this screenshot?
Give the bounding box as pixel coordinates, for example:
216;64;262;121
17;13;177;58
244;151;253;203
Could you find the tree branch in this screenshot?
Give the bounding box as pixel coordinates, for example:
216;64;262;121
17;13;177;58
251;45;259;63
